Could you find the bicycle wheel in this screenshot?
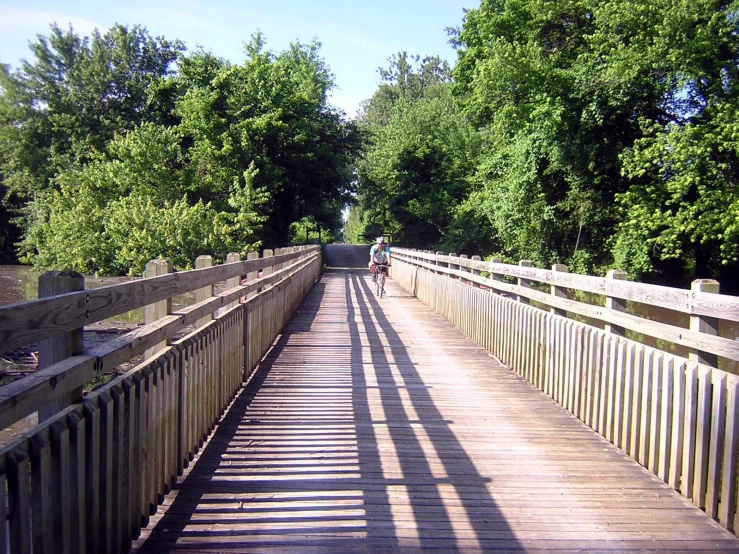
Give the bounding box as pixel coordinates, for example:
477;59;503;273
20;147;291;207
378;273;385;298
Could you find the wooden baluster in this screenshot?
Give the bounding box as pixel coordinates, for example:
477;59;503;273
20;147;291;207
471;255;481;288
261;249;274;293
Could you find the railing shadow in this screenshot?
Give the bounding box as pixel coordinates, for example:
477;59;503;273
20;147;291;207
348;273;519;551
134;272;519;552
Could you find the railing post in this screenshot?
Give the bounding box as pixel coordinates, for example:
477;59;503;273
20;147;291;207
436;251;444;274
690;279;720;367
262;249;274;292
471;255;481;288
449;253;457;276
195;255;214;329
144;259;173;360
517;260;532;304
226;252;241;311
246;251;259;300
38;271;84;422
605;269;628;336
460;254;469;284
551;264;568;316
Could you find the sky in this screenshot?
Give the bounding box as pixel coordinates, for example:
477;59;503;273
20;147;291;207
0;0;478;117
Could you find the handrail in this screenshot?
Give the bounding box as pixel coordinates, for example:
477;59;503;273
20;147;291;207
393;248;739;322
0;246;320;354
390;248;739;534
391;248;739;367
0;245;322;554
0;251;319;430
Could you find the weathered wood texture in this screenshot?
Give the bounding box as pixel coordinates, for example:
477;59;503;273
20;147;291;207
0;246;320;354
0;248;320;431
132;271;739;553
390;249;739;365
0;252;321;554
391;255;739;536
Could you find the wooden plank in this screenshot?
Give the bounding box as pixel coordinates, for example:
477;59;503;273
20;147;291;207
706;374;727;519
0;468;7;554
638;349;654;468
134;269;739;554
129;374;144;539
682;363;699;499
0;248;320;355
50;419;72;554
668;360;686;491
121;378;137;547
648;352;663;474
111;384;128;553
29;428;53;554
6;449;31;554
97;391;114;554
139;366;152;528
658;356;674;483
719;377;739;530
620;343;636;453
693;366;713;509
66;410;86;554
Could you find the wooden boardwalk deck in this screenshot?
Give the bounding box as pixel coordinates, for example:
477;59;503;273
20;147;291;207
133;270;739;553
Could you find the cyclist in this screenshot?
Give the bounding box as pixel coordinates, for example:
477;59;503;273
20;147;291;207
369;237;390;281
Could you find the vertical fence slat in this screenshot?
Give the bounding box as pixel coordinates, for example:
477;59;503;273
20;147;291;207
658;357;674;483
0;467;7;554
668;361;686;491
29;428;53;554
706;374;727;519
693;366;713;509
50;419;71;554
719;377;739;530
7;449;31;554
83;399;100;554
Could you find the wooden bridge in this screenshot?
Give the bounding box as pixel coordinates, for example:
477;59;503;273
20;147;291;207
1;244;739;552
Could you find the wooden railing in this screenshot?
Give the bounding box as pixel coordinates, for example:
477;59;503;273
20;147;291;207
0;245;321;554
391;247;739;534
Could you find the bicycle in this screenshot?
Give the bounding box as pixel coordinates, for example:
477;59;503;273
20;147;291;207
375;263;389;298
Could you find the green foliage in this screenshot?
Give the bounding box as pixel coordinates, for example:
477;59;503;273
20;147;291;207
3;26;358;274
451;0;739;280
357;55;480;251
176;35;361;247
18;123;260;274
343;204;380;244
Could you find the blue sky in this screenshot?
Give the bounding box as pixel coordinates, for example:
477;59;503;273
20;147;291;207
0;0;478;117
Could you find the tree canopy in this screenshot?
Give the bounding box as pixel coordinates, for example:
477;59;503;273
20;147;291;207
1;26;359;274
3;5;739;287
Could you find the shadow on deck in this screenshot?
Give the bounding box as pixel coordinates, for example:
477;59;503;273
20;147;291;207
134;271;739;553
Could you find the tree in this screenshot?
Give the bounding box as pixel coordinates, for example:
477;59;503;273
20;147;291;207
0;24;185;261
453;0;739;281
357;54;482;252
177;35;362;248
